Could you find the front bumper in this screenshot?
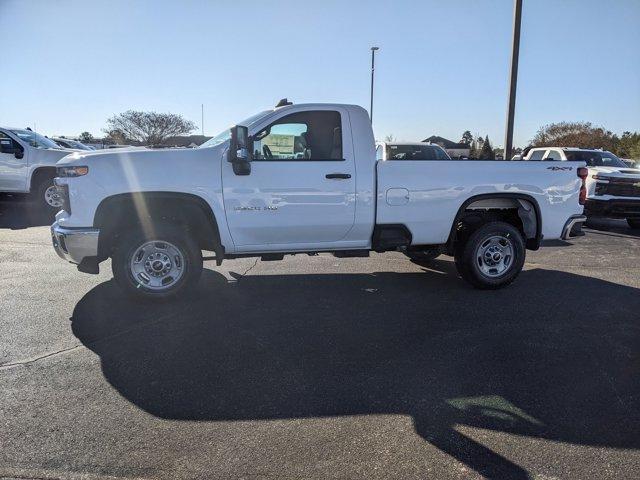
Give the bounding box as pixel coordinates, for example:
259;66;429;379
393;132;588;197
561;215;587;240
51;221;100;265
585;199;640;219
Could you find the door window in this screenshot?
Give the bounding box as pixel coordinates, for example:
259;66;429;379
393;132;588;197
545;150;562;160
0;132;19;154
528;150;546;160
253;110;343;161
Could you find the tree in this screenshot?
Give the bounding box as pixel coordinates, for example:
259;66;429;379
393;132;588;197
78;131;94;143
478;135;495;160
384;134;395;143
105;129;127;145
617;131;640;159
104;110;196;145
530;121;618;152
461;130;473;145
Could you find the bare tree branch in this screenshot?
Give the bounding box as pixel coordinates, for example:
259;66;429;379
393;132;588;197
103;111;196;145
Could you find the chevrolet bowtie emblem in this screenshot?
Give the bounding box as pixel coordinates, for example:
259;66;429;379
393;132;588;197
634;182;640;188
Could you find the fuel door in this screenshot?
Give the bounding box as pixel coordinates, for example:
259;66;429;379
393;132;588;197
386;188;410;206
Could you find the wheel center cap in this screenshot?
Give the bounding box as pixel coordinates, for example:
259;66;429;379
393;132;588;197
492;253;502;262
152;260;164;271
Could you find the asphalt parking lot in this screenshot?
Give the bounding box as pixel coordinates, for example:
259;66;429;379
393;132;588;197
1;199;640;480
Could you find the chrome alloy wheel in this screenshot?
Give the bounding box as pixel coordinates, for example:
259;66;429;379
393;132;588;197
475;235;514;278
44;185;63;208
129;240;185;290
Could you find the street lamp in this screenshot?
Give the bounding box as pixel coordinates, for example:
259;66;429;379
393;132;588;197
504;0;522;160
370;46;379;124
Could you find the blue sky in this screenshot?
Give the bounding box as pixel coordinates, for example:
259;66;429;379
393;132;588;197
0;0;638;147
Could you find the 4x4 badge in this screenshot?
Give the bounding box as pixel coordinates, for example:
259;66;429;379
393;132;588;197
546;166;573;171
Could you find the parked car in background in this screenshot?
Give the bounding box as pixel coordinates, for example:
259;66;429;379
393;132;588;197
0;127;78;211
52;138;94;151
52;101;586;299
622;158;640;168
375;141;451;161
522;147;640;229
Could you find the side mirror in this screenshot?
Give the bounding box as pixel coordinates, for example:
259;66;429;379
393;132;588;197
228;125;252;176
14;147;24;159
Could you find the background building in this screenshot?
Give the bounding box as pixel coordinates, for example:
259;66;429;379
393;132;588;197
423;135;470;159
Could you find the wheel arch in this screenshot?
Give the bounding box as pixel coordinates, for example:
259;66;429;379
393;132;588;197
29;166;57;191
446;193;543;252
93;191;224;263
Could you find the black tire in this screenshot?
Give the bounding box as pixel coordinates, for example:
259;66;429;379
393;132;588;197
627;218;640;229
112;225;203;300
30;174;60;213
454;221;525;290
405;248;440;263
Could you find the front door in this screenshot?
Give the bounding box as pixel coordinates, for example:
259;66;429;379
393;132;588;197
0;131;27;191
222;109;356;251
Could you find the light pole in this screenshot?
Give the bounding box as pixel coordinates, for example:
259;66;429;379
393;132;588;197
370;46;379;124
504;0;522;160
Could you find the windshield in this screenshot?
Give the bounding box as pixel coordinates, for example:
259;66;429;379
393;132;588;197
198;110;272;148
564;151;628;168
10;129;63;150
65;140;92;150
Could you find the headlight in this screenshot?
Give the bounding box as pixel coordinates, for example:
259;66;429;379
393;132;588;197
57;165;89;177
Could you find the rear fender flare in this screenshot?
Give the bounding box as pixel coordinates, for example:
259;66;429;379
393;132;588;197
446;193;542;250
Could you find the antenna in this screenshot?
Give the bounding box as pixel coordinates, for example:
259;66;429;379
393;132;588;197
275;98;293;108
201;104;204;136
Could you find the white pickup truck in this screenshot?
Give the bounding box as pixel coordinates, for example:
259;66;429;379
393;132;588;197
523;147;640;229
51;101;587;299
0;127;75;210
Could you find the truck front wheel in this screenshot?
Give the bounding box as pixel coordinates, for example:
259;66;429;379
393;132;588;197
31;174;61;212
112;226;203;300
454;221;525;290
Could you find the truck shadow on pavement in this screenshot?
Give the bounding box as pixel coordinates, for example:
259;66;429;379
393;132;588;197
71;263;640;479
584;218;640;238
0;197;54;229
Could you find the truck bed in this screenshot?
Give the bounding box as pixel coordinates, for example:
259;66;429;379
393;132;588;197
376;160;583;245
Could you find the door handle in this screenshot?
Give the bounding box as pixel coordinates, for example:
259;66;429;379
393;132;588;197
325;173;351;179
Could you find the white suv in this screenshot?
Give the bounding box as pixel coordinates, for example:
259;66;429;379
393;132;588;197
523;147;640;229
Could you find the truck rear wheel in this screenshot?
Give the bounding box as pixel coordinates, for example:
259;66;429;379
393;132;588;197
454;221;525;290
112;225;203;300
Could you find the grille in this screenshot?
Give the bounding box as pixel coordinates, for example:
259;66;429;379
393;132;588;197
595;181;640;198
